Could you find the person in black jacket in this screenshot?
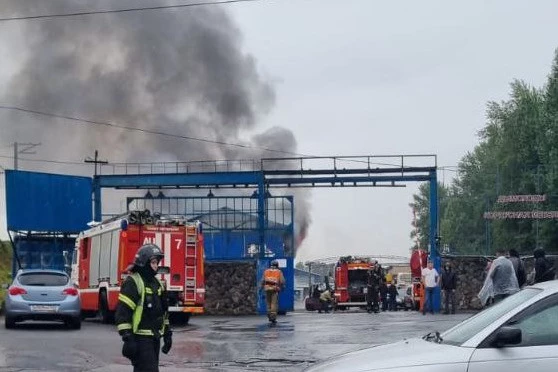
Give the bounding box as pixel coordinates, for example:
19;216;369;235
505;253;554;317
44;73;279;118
366;264;383;313
387;282;398;311
440;262;457;314
508;249;526;287
115;244;172;372
379;282;388;312
534;247;556;283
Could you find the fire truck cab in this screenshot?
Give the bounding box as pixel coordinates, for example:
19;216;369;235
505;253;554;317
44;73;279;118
71;210;205;324
333;256;374;310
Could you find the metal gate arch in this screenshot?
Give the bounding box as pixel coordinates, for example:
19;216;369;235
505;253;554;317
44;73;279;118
93;155;440;311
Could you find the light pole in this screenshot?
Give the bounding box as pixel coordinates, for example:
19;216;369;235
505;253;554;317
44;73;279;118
13;142;41;170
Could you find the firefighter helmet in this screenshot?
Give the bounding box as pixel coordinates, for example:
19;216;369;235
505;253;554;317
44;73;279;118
133;244;164;267
270;259;279;268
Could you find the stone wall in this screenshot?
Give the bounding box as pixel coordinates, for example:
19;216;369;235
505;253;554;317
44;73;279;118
442;254;557;310
204;261;257;315
442;256;490;310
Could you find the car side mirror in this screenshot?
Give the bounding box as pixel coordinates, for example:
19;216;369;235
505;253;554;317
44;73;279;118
492;326;521;347
157;266;170;275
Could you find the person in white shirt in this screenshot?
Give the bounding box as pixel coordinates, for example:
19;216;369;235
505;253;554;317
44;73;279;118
421;260;440;315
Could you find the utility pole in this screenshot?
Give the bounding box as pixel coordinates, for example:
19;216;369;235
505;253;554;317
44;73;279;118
84;150;108;176
84;150;108;223
13;142;41;170
307;261;312;297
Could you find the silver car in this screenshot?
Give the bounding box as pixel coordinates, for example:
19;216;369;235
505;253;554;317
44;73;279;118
305;280;558;371
4;269;81;329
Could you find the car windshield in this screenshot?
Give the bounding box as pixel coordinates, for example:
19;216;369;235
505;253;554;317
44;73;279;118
18;272;69;286
440;288;542;345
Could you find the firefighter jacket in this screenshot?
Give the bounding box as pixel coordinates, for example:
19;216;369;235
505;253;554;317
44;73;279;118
367;269;383;288
115;271;170;338
262;268;285;292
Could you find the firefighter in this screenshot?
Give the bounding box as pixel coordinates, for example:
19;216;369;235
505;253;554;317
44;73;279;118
261;259;285;324
318;286;332;313
115;244;172;372
366;263;383;313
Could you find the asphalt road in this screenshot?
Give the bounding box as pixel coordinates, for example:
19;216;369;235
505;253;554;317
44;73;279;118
0;309;472;371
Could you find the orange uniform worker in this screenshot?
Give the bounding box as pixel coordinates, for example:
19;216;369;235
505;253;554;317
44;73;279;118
261;259;285;323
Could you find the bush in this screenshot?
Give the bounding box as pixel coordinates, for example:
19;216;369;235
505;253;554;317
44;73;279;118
0;241;13;313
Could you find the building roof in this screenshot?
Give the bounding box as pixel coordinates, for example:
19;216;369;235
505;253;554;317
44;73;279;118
190;206;289;230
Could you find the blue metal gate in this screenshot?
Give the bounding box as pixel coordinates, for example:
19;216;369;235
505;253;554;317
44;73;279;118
127;195;295;313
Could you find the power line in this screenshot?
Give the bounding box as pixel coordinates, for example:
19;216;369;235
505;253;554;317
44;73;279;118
0;0;266;22
0;105;305;157
0;154;85;166
0;108;458;170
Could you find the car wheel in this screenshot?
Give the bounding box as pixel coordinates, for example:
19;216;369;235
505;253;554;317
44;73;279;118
4;316;16;329
66;317;81;330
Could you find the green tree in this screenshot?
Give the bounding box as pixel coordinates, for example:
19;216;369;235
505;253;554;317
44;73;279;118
538;48;558;250
409;182;448;251
413;49;558;255
0;240;13;307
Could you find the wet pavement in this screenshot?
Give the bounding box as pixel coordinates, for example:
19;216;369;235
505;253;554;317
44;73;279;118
0;308;473;371
152;308;472;371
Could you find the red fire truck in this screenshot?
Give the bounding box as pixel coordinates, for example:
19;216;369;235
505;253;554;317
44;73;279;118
71;210;205;324
333;256;374;310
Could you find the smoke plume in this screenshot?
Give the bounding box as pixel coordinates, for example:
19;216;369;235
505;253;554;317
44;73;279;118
1;0;310;252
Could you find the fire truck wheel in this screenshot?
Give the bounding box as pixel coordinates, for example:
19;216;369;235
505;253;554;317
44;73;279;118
169;312;190;325
80;310;96;319
99;291;114;324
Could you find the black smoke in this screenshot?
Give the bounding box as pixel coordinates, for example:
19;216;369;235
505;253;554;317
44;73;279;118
1;0;310;252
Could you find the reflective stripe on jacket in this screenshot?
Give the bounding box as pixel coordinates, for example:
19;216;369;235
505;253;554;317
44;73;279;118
116;272;169;337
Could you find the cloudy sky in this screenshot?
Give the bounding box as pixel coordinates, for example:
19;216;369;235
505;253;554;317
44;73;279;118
1;0;558;263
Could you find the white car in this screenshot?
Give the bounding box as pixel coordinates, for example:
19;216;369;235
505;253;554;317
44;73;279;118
305;280;558;371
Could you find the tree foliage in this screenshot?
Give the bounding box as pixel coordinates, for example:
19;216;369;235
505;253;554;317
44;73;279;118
412;49;558;255
0;240;13;308
409;182;448;251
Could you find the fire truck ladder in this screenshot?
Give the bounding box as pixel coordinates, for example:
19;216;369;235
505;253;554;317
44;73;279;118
184;226;197;304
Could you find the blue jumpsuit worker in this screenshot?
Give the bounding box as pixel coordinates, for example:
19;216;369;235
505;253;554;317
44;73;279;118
115;244;172;372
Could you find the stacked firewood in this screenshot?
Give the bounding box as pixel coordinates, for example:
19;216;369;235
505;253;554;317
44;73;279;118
204;261;257;315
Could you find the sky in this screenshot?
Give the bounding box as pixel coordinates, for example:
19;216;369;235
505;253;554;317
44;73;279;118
1;0;558;263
